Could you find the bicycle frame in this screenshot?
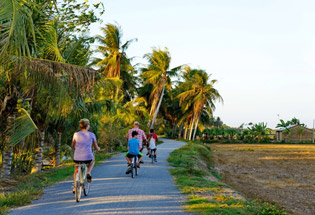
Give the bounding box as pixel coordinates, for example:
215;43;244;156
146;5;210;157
74;163;89;202
131;155;138;178
76;164;87;184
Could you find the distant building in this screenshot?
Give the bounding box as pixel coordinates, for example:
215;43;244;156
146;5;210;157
276;125;314;143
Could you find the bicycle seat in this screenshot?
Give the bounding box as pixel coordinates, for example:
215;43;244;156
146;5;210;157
74;160;92;164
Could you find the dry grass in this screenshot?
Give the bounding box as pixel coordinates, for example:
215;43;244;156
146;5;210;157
210;144;315;215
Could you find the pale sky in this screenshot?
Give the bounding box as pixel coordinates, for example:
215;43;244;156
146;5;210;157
90;0;315;129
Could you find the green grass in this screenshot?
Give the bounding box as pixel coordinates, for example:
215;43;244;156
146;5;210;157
168;141;287;215
0;151;111;215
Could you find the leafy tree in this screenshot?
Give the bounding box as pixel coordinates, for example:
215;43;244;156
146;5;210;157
0;0;101;177
141;47;182;129
177;68;223;140
248;122;271;143
92;23;137;101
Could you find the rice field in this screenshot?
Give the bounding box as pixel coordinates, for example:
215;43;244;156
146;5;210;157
210;144;315;215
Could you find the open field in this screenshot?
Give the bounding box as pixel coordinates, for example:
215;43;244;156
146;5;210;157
210;144;315;215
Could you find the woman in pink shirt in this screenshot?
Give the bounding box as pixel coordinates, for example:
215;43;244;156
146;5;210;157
72;119;100;186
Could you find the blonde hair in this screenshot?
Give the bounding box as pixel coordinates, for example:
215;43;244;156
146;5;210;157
79;118;90;129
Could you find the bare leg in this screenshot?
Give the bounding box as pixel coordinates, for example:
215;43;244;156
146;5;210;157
137;156;143;165
125;156;131;165
73;165;79;183
87;159;95;174
146;145;150;155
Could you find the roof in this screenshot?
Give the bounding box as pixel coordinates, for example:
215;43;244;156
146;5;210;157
276;124;297;132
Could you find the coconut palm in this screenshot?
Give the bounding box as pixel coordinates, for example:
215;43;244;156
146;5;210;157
141;47;182;129
92;23;137;101
0;0;99;177
177;69;223;140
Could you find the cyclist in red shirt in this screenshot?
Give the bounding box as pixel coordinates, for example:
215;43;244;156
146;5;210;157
147;129;158;162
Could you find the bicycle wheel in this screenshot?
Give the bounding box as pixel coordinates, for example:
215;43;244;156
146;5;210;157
135;156;138;176
75;176;82;202
151;149;154;164
131;163;134;178
83;177;90;196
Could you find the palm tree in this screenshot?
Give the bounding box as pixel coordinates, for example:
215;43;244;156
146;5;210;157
141;47;182;129
276;119;291;128
92;23;137;101
0;0;99;177
177;69;223;140
248;122;271;143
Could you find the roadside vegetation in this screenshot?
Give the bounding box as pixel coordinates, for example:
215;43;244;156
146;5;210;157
168;141;287;215
201;117;313;144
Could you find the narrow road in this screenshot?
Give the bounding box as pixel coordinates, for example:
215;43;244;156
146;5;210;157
10;139;190;215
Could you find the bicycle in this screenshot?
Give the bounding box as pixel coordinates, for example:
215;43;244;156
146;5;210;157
150;148;155;164
130;155;138;178
74;161;91;202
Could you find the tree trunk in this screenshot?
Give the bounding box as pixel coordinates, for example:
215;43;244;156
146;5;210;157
171;121;177;138
1;116;15;179
192;117;200;140
1;147;13;179
31;130;45;173
55;132;62;166
188;118;195;141
150;82;165;129
178;124;183;139
184;124;188;140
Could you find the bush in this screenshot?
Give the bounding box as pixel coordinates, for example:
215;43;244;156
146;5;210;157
257;203;287;215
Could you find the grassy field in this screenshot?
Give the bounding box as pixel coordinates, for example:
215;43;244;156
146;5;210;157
0;151;111;215
168;141;287;215
210;144;315;215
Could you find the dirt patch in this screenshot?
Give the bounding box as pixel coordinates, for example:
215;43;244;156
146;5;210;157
210;144;315;215
0;178;19;193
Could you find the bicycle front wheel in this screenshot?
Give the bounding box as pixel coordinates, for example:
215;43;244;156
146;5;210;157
131;164;134;178
83;178;90;196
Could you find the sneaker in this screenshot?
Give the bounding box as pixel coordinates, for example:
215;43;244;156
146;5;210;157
140;160;144;164
72;187;75;194
149;155;152;158
125;167;132;174
127;163;131;166
87;173;92;183
137;164;140;168
154;159;157;162
146;152;149;156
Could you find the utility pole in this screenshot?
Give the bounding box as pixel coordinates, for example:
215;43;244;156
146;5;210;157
313;119;314;143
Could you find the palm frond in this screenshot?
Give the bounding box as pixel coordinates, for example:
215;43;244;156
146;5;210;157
8;108;38;146
0;0;35;62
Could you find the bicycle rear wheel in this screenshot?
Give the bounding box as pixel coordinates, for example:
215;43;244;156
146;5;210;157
75;180;82;202
134;156;138;176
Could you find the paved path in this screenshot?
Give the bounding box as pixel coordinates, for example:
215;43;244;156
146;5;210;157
10;139;190;215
